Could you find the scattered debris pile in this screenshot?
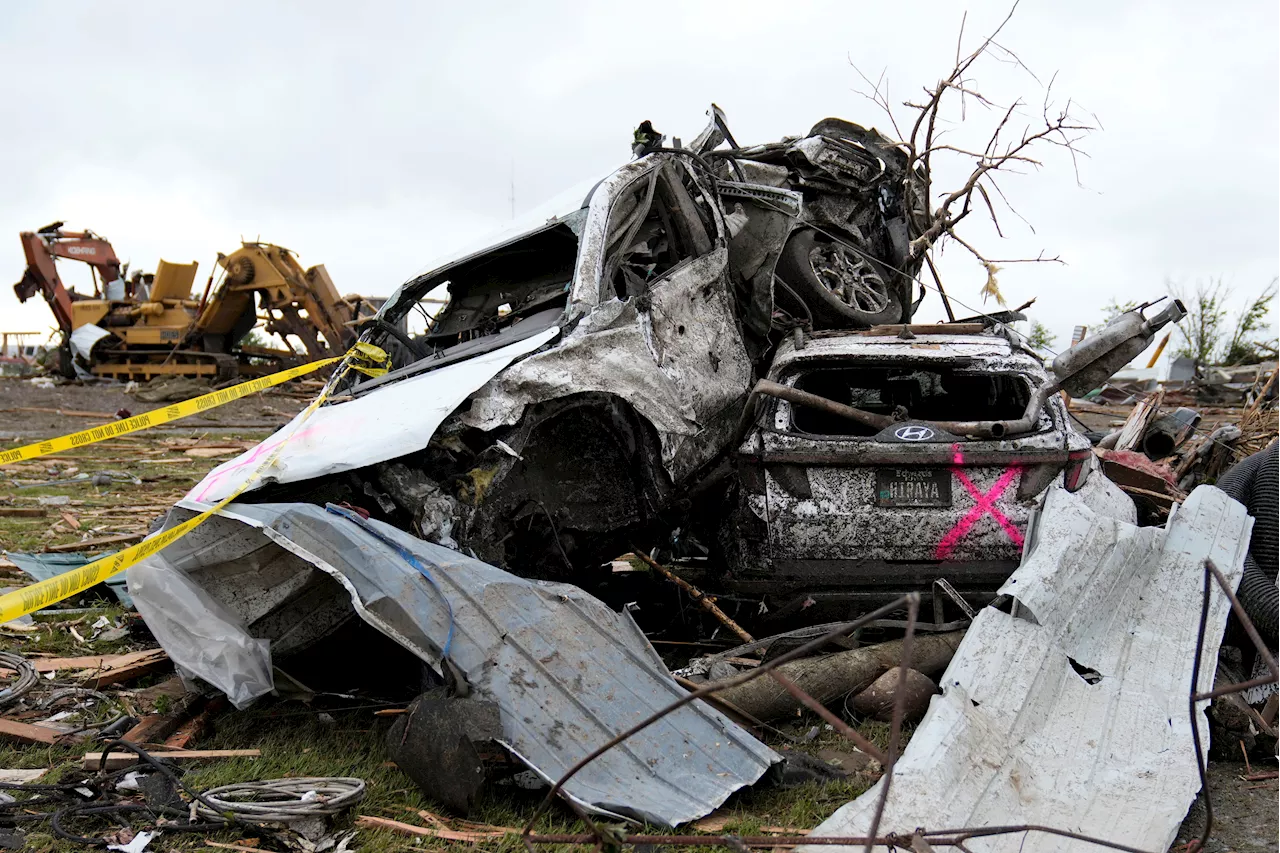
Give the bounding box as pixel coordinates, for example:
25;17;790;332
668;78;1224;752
0;106;1274;850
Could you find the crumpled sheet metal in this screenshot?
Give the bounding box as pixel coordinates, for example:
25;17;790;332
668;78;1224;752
804;484;1251;852
69;323;111;362
69;323;112;379
128;502;778;827
185;327;558;503
463;251;752;481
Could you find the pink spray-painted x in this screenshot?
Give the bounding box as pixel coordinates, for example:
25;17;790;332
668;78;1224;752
934;444;1024;560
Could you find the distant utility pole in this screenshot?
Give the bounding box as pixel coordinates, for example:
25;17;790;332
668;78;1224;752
509;160;515;220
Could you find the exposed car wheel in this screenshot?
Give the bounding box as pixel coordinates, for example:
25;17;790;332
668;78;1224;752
775;229;901;329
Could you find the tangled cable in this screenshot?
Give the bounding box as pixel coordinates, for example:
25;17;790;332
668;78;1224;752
0;651;39;706
193;777;366;823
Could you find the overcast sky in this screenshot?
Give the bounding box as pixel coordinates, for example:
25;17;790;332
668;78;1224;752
2;1;1276;359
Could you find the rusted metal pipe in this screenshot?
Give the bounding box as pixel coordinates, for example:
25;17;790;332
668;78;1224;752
925;381;1060;440
751;379;893;432
748;378;1062;441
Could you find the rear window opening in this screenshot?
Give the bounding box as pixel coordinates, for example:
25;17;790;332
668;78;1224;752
411;225;577;353
789;365;1033;436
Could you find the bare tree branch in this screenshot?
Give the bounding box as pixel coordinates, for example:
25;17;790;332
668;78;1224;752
848;0;1094;306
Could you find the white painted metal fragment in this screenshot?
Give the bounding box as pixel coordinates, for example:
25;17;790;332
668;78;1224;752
804;484;1251;852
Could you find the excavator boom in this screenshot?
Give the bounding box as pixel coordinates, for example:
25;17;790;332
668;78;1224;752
13;225;123;333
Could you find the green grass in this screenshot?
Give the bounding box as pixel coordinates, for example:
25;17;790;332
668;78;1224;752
1;692;891;852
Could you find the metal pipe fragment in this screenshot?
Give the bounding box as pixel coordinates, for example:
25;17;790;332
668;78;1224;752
751;379;894;432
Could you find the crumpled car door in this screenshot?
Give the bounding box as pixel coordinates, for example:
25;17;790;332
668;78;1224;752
623;162;752;473
462;159;752;483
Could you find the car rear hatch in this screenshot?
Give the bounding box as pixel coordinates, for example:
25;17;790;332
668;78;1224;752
736;360;1083;608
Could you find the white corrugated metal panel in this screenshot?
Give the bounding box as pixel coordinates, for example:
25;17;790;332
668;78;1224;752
804;484;1251;852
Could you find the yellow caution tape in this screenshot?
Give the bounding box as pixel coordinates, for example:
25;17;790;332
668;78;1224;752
0;342;388;466
0;343;389;623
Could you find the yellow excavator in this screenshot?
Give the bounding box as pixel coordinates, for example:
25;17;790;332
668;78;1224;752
14;223;382;380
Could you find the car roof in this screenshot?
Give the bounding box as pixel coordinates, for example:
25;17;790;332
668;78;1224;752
769;330;1045;376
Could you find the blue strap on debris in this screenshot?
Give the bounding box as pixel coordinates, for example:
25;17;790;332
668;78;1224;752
323;503;455;658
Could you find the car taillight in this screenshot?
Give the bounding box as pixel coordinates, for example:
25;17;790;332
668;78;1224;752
1063;449;1092;492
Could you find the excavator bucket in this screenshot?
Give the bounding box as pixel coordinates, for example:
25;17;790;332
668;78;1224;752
148;260;198;302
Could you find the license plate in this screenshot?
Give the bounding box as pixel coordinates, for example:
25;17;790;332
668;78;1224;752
876;467;952;507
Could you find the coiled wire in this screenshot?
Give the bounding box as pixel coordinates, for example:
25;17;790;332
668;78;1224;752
0;652;39;706
193;777;366;823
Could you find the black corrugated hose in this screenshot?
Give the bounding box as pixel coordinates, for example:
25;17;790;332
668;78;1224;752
1216;441;1278;645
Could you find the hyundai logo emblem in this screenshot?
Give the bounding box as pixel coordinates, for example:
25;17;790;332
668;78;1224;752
894;425;935;442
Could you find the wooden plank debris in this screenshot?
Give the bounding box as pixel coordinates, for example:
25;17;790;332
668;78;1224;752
30;648;167;674
355;815;516;842
46;532;145;553
123;689;206;746
183;447;239;458
163;697;227;749
90;649;170;687
0;508;46;518
15;649;170;687
0;718;74;745
202;842;270;853
83;748;260;771
1;407;120;419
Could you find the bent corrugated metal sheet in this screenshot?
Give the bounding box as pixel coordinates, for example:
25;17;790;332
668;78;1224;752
803;484;1251;852
128;502;778;827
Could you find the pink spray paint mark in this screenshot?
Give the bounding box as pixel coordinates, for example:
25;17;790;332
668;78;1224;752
189;422;323;503
934;443;1024;560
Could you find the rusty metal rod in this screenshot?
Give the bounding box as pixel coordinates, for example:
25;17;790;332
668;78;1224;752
1198;557;1280;695
752;379;893;432
865;595;919;851
1188;560;1216;853
526;822;1154;852
634;549;753;644
936;823;1155;852
767;670;888;765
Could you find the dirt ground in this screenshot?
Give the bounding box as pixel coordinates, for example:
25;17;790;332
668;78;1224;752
0;379;1274;851
1177;760;1279;853
0;375;307;440
0;378;309;555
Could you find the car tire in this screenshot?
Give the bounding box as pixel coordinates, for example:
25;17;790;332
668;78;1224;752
775;229;902;329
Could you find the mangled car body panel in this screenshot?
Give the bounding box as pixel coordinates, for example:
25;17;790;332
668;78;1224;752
190;155;753;511
128;501;779;827
185;110;930;576
804;484;1250;852
370;153;751;484
189;327;559;503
